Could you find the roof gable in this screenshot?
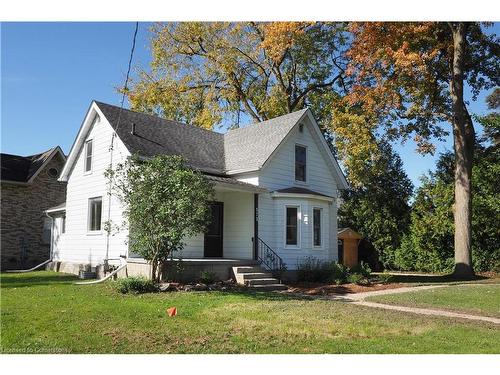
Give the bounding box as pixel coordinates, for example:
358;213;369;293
1;147;66;184
223;109;308;173
61;101;347;189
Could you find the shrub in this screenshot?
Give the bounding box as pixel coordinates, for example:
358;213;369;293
350;261;372;278
200;271;218;284
347;273;366;285
297;257;349;284
377;272;393;284
296;257;330;282
116;277;158;294
329;262;349;284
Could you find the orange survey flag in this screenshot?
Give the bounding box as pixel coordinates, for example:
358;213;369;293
166;307;177;317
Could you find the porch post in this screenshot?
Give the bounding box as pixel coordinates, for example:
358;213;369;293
254;193;258;260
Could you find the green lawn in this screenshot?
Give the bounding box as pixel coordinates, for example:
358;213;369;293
1;271;499;354
367;284;500;318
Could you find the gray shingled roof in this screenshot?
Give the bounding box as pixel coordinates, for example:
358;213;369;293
95;102;307;175
96;102;225;173
1;147;63;183
223;109;308;172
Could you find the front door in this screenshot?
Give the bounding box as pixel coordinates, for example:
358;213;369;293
204;202;223;258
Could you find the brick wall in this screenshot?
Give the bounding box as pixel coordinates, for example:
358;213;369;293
1;155;67;269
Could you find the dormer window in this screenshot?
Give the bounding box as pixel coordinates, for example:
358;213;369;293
295;144;306;182
84;139;93;173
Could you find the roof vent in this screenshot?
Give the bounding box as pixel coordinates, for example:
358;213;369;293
131;122;136;136
299;123;304;133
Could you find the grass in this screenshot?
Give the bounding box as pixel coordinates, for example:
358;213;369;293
367;284;500;318
1;271;499;354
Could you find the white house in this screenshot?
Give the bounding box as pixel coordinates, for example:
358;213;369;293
47;101;348;285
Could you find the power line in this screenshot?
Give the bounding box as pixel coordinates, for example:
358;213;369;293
105;22;139;268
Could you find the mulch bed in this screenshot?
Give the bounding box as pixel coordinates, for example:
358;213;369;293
285;282;406;295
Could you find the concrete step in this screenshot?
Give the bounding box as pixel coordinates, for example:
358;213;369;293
246;278;280;286
241;272;273;280
248;283;288;291
234;266;262;273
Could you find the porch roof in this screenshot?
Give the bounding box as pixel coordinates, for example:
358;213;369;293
205;174;267;193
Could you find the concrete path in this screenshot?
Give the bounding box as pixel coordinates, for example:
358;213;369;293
342;284;449;301
352;300;500;325
321;283;500;325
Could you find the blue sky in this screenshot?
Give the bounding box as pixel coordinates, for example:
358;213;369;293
1;22;497;187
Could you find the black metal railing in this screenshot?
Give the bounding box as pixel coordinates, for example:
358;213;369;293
254;237;287;281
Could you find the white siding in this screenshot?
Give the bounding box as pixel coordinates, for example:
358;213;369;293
57;114;130;266
178;190;254;260
259;118;337;196
257;118;339;269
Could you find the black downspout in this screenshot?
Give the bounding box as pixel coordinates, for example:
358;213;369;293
254;193;259;260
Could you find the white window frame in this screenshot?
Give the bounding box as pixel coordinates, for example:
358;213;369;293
312;207;323;249
284;204;301;249
87;196;102;235
294;144;308;184
84;139;93;175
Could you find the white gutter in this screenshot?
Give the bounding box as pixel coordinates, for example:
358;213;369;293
270;192;335;203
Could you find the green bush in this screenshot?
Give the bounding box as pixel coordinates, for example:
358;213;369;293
200;271;218;284
377;272;393;284
296;257;329;282
347;273;365;285
350;261;372;278
116;277;158;294
296;257;349;284
329;262;349;284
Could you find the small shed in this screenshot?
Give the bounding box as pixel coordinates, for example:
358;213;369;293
338;228;363;268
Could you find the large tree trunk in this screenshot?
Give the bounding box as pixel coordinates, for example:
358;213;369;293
450;23;475;278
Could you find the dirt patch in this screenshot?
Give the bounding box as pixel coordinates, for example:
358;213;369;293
286;282;407;295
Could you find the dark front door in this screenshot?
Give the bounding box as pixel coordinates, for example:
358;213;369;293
204;202;223;258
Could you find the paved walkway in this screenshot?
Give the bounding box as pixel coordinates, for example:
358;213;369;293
352;300;500;324
322;283;500;325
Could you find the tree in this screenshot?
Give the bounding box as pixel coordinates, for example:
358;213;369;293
108;155;215;282
338;141;413;269
125;22;348;130
395;136;500;273
333;22;499;277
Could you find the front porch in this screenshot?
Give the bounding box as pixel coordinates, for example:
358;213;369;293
126;257;259;282
126;176;267;281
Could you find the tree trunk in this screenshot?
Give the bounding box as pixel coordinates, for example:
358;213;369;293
450;23;475;278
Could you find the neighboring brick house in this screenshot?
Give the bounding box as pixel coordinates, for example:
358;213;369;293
1;147;66;269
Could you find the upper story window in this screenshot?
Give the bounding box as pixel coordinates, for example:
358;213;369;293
88;197;102;232
295;144;306;182
84;139;93;173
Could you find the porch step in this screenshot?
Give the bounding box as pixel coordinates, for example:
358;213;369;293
246;278;280;286
234;266;263;274
248;284;288;291
240;272;273;280
232;265;287;291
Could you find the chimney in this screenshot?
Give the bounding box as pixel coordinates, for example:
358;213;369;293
131;122;136;135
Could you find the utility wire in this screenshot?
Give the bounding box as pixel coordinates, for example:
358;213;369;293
105;22;139;268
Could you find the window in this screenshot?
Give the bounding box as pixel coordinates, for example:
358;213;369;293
84;140;93;173
285;206;299;246
295;145;306;182
313;208;322;247
88;197;102;232
61;216;66;234
47;168;59;178
42;217;52;244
